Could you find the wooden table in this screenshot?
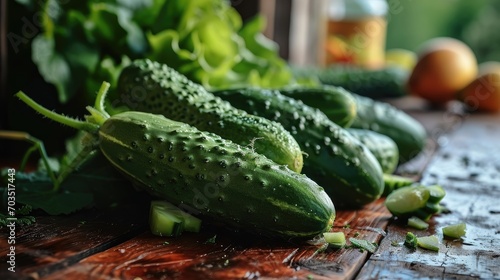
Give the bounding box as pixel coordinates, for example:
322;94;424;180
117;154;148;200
1;97;499;280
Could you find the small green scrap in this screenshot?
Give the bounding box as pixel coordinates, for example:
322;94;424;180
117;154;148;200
205;234;217;244
349;238;377;253
391;240;401;247
404;232;418;249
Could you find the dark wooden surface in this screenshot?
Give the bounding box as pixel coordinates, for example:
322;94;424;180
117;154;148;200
1;98;499;280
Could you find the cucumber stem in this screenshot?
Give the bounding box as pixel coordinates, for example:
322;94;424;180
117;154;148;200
94;81;111;118
15;92;99;133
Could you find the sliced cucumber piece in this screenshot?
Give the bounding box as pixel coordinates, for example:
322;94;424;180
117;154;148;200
149;200;202;237
150;204;185;237
385;185;430;216
417;235;440;251
427;185;446;203
442;223;466;239
323;232;346;248
407;216;429;230
382;173;415;196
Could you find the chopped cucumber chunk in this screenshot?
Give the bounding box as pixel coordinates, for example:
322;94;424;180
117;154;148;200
181;213;202;233
417;235;439;251
385;185;430;216
150;206;184;237
382;174;415;196
385;183;446;220
442;223;467;239
149;200;202;237
427;185;446;203
407;216;429;230
323;232;346;248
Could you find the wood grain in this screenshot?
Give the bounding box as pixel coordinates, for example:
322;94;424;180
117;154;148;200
357;113;500;280
38;200;392;280
0;205;149;280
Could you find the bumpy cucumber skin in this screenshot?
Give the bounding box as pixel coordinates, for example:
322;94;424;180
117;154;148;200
116;59;303;173
277;86;357;127
316;65;409;98
347;128;399;174
213;88;384;208
350;94;427;163
98;111;335;240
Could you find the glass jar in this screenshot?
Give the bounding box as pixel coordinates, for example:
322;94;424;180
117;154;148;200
324;0;388;69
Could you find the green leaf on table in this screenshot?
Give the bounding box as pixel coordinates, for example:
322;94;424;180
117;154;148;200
16;187;94;216
1;152;142;216
349;238;378;253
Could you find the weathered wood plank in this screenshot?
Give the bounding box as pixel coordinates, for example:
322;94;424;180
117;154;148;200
357;113;500;280
38;200;392;280
0;205;149;280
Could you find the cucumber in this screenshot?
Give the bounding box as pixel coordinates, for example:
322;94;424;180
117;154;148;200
347;128;399;174
116;59;303;173
350;94;427;163
277;86;357;127
16;88;335;240
293;65;409;98
100;112;335;239
213;88;384;208
276;85;427;163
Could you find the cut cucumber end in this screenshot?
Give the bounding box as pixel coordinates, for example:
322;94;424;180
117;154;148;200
149;207;184;237
427;185;446;203
149;200;202;237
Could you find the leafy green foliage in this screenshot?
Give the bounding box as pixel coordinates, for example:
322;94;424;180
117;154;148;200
0;204;36;227
0;152;143;216
21;0;294;104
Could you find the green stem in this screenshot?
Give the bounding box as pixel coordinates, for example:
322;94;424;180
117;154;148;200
94;81;111;118
86;106;108;126
15;92;99;133
42;0;54;39
30;135;60;190
0;131;59;189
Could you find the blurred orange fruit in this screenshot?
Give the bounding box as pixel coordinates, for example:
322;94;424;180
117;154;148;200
408;37;478;104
